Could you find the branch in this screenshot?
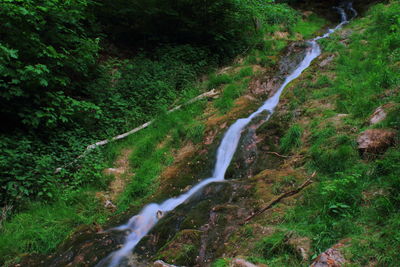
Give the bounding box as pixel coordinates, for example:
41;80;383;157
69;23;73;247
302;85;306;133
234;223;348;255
265;151;289;158
242;172;316;224
55;89;219;173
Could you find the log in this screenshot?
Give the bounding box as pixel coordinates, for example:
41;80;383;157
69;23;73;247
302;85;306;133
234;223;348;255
55;89;219;173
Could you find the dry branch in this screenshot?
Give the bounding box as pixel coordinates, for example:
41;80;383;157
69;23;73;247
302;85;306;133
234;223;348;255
265;151;289;158
242;172;316;224
55;89;219;173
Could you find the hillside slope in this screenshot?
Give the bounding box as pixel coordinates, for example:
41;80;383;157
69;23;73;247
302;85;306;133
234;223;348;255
1;0;399;266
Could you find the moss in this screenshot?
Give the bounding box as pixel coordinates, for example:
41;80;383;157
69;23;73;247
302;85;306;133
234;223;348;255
157;229;202;265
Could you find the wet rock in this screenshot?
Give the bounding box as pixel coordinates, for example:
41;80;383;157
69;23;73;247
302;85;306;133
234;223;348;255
17;225;125;267
250;78;280;97
310;242;347;267
357;129;396;156
156;229;202;266
154;260;180;267
368;103;395;125
135;181;254;266
279;42;310;76
231;258;261;267
249;42;309;98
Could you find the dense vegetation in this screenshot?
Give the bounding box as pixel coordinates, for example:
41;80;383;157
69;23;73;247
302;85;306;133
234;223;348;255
0;0;297;205
0;0;304;264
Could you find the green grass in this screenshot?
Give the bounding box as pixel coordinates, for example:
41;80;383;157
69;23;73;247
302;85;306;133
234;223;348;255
116;100;207;211
211;258;230;267
246;1;400;265
0;191;108;265
292;14;327;39
280;124;303;153
207;73;233;89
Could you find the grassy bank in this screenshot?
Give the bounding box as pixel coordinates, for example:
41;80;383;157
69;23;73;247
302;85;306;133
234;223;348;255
212;1;400;266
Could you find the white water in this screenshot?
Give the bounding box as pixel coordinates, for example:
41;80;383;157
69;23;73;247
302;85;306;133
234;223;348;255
98;6;352;267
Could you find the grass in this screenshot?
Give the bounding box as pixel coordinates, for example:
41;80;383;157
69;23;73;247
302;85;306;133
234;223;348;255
292;14;327;40
211;258;230;267
0;191;109;265
117;101;207;211
280;124;303;153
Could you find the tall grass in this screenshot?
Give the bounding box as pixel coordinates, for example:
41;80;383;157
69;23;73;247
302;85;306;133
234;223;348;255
280;124;303;153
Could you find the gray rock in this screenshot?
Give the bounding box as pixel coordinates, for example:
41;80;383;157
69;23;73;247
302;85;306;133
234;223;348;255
357;129;396;155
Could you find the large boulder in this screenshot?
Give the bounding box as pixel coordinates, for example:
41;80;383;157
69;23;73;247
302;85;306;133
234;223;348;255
357;129;396;156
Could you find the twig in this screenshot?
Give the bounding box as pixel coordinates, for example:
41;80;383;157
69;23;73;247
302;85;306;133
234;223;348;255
242;172;316;224
265;151;289;158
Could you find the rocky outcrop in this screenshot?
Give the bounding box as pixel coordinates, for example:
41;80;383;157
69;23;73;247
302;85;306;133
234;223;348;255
310;242;347;267
357;129;396;156
250;42;310;98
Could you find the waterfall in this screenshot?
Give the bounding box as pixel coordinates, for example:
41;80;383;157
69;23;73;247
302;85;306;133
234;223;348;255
96;5;352;267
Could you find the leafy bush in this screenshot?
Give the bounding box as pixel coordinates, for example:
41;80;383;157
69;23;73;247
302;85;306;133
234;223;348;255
94;0;298;61
0;0;100;129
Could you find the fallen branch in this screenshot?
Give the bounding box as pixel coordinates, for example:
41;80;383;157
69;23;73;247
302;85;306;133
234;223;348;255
242;172;316;224
55;89;219;173
265;151;289;158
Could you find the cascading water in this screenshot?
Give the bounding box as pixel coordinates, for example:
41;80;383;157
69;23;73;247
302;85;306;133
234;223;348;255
97;5;355;267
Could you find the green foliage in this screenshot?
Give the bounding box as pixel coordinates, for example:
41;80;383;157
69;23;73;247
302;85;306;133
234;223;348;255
256;231;294;258
117;101;206;211
0;191;108;263
0;0;328;264
266;2;400;264
207;74;233;90
0;0;100;128
214;84;243;113
280;124;303;153
95;0;296;61
250;231;304;266
292;14;326;39
211;258;230;267
318;2;400;119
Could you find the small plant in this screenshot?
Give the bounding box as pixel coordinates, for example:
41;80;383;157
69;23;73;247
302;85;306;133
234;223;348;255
280;124;303;153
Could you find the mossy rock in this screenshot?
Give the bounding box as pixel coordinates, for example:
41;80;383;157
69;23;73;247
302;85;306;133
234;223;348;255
156;229;202;266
